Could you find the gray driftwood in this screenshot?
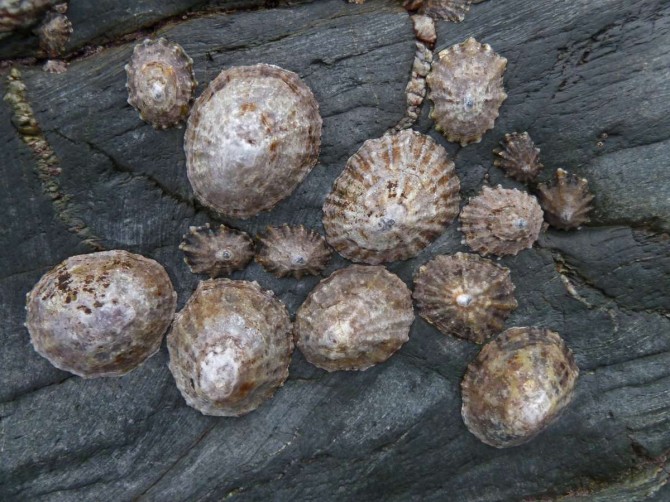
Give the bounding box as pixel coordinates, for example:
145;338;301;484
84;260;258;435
1;0;670;500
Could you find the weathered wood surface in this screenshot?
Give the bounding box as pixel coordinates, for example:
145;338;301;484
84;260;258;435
1;0;670;500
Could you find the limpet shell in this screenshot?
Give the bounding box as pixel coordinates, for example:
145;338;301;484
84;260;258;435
460;185;543;257
323;130;460;264
413;252;517;343
494;132;543;183
294;265;414;372
537;168;594;230
125;38;196;129
35;3;72;58
404;0;472;22
0;0;56;33
427;37;507;146
185;64;322;219
25;250;177;378
256;225;332;279
179;223;254;278
461;327;579;448
167;279;293;417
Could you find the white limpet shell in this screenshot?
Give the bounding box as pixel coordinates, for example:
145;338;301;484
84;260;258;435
184;64;322;219
25;250;177;378
125;38;196;129
323;130;460;264
294;265;414;372
167;279;293;417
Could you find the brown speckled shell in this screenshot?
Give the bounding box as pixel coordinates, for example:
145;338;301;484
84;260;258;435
404;0;471;22
185;64;322;219
323;130;460;264
179;223;254;278
25;250;177;378
413;253;517;343
35;4;72;57
537;168;594;230
494;132;543;183
460;185;543;257
256;225;332;279
294;265;414;372
461;327;579;448
167;279;293;417
125;38;196;129
427;37;507;146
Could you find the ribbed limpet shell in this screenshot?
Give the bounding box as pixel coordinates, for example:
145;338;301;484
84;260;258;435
295;265;414;372
256;225;331;279
167;279;293;417
494;132;543;183
404;0;472;22
0;0;55;33
461;327;579;448
323;130;460;264
537;169;594;230
35;3;72;58
413;253;517;343
125;38;196;129
25;250;177;378
427;37;507;146
185;64;322;219
460;185;543;257
179;223;254;278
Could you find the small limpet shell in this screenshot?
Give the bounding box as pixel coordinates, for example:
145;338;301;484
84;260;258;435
494;132;543;183
25;250;177;378
294;265;414;372
179;223;254;278
256;225;332;279
323;130;460;264
35;3;72;58
0;0;55;33
167;279;293;417
427;37;507;146
537;168;594;230
460;185;543;257
413;252;517;343
185;63;322;219
125;38;196;129
404;0;472;22
461;327;579;448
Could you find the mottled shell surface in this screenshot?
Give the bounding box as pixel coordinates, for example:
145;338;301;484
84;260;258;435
125;38;196;129
167;279;293;417
256;225;331;279
0;0;56;33
295;265;414;372
35;3;71;57
427;37;507;146
494;132;543;183
185;64;322;219
460;185;543;256
404;0;471;22
461;327;579;448
413;253;517;343
25;250;177;378
537;168;594;230
323;130;460;264
179;223;254;278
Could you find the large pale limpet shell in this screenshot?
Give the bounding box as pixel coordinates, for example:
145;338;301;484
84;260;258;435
25;250;177;378
459;185;543;257
427;37;507;146
413;252;517;343
461;327;579;448
294;265;414;372
537;168;594;230
125;38;196;129
167;279;293;417
256;225;332;279
323;130;460;264
185;64;322;219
